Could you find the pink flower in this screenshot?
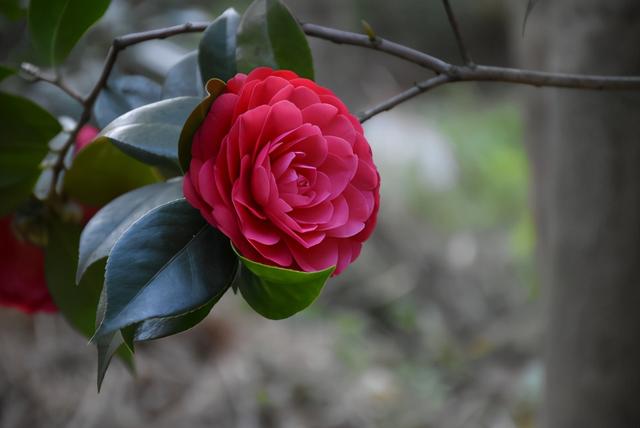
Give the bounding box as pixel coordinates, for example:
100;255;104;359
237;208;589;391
0;216;56;313
184;67;380;275
75;124;99;153
0;124;100;314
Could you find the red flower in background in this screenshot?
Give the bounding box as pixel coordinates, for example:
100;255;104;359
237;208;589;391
184;68;380;275
0;125;99;314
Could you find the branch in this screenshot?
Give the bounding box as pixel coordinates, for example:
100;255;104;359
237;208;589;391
47;21;210;201
358;75;452;123
19;62;84;104
36;17;640;200
301;23;450;74
441;0;474;66
301;23;640;91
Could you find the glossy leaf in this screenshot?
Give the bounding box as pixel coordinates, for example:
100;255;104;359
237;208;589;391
28;0;110;65
64;140;161;206
95;287;134;391
198;8;240;83
132;295;219;342
0;92;60;215
94;75;162;129
97;96;201;171
95;199;237;338
162;52;205;99
45;219;104;337
236;0;314;80
235;249;334;320
178;79;226;172
76;180;183;283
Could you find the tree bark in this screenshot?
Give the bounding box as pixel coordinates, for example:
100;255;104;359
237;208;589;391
523;1;640;427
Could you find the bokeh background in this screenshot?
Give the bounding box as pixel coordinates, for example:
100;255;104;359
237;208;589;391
1;1;544;427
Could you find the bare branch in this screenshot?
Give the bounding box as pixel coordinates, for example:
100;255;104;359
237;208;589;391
302;23;640;90
19;62;84;104
36;15;640;199
301;22;450;74
358;75;452;123
456;65;640;90
46;21;210;201
441;0;474;66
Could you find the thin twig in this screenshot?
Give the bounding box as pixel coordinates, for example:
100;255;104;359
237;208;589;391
46;21;210;201
358;75;452;123
301;22;450;74
20;62;84;104
441;0;474;66
31;16;640;200
301;23;640;91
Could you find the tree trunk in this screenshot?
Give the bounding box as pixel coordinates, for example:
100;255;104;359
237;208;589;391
522;1;640;426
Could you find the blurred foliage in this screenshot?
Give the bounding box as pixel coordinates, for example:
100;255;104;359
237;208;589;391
411;95;527;232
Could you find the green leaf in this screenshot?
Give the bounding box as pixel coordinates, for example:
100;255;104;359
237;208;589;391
0;92;61;215
28;0;110;65
98;96;202;171
64;140;161;206
95;286;134;392
178;79;226;172
0;65;15;82
94;199;237;338
45;216;136;378
234;248;334;320
132;295;218;342
76;180;183;283
162;52;205;99
236;0;314;80
94;75;162;129
198;8;240;83
45;219;105;337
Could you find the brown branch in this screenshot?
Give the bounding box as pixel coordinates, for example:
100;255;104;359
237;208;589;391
441;0;474;66
19;62;85;104
301;22;450;74
358;75;452;123
33;17;640;200
46;22;210;201
301;23;640;90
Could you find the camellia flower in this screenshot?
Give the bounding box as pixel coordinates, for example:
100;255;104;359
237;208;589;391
184;67;380;275
0;125;99;314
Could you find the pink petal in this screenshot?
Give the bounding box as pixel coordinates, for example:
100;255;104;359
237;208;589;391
319;153;357;199
291;200;334;225
255;101;303;151
325;135;354;158
251;240;293;267
248;76;290;109
319;195;349;230
352;158;379;191
326;219;365;238
239;210;281;246
288;86;321;109
238;105;270;157
251;165;270;206
246;67;276;83
272;152;297;178
288;238;338;272
272;70;300;80
291;77;333;96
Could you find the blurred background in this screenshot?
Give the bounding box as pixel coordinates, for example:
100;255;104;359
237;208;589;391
0;1;545;427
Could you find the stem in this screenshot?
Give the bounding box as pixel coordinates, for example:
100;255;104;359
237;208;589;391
20;63;84;104
441;0;474;66
301;23;640;91
358;75;452;123
26;15;640;199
